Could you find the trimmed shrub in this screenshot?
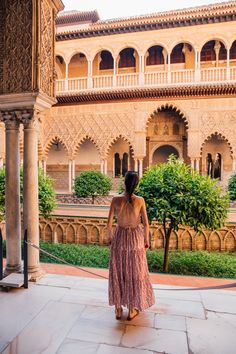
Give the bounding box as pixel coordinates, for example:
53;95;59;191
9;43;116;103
74;170;112;204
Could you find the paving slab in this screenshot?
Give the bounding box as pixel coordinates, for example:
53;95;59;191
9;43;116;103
57;339;99;354
3;301;84;354
1;273;236;354
67;317;125;346
154;314;186;331
187;317;236;354
149;297;206;319
97;344;154;354
122;325;188;354
201;291;236;314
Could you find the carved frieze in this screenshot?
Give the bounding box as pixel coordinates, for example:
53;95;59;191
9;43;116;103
40;0;55;98
3;0;33;94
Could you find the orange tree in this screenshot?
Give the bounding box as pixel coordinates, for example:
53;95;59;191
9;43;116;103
74;170;112;204
137;156;229;273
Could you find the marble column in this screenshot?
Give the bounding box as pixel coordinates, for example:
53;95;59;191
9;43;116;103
167;52;171;84
88;59;93;89
104;159;108;175
113;56;117;87
65;62;69;91
195;158;200;172
190;158;195;170
22;113;42;280
71;159;75;188
4;116;22;274
100;159;104;174
226;48;230;80
42;159;47;176
138;158;143;178
68;160;72;193
134;158;138;172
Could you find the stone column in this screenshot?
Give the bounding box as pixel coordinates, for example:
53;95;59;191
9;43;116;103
226;48;230;80
4;114;22;274
139;54;145;85
71;159;76;188
134;158;138;172
167;52;171;84
194;50;200;82
88;59;93;89
113;55;117;87
104;159;108;175
190;158;195;169
195;158;200;172
68;160;72;193
65;61;69;91
100;159;104;174
138;158;143;178
42;159;47;176
22;111;42;280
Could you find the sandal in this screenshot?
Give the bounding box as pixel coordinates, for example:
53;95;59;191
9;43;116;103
115;307;123;320
127;308;139;321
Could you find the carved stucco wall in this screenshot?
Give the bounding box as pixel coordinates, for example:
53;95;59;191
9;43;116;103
0;0;58;98
42;97;236;161
1;0;33;94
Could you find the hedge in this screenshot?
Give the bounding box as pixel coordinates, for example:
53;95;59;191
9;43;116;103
2;241;236;279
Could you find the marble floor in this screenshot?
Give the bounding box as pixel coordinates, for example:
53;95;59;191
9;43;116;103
0;274;236;354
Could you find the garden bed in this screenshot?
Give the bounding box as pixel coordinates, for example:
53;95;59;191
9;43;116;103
22;242;236;279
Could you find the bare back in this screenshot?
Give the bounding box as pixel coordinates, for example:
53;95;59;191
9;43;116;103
115;195;144;228
107;194;150;245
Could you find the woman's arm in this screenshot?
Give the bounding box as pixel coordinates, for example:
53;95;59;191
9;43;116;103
107;197;116;244
140;198;150;248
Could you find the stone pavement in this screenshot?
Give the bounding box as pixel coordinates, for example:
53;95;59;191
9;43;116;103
0;273;236;354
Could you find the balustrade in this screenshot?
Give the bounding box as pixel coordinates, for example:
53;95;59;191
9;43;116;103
56;66;236;93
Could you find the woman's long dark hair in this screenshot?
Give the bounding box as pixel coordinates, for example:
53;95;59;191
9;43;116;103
124;171;139;203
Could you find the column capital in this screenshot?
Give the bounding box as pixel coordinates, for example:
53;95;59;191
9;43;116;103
0;111;20;129
18;109;41;129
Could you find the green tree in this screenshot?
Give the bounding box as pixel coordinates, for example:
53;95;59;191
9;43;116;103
0;167;56;220
74;170;112;204
117;175;125;194
137;156;229;273
228;173;236;200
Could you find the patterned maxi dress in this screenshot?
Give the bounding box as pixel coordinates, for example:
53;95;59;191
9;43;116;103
109;197;155;311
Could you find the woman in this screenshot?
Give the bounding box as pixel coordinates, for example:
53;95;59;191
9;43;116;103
107;171;155;321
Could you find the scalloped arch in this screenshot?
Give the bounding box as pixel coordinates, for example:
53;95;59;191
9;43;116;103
44;136;69;156
105;135;134;158
72;136;101;159
200;132;234;157
146;103;190;131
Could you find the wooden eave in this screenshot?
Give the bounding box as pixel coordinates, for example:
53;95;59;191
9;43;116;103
55;83;236;105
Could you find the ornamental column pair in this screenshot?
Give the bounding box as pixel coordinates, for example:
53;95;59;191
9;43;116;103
1;110;41;280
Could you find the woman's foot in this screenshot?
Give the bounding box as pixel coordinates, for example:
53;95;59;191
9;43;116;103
127;308;139;321
115;306;123;320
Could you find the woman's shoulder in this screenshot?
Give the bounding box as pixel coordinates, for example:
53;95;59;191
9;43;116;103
133;195;145;203
111;195;125;204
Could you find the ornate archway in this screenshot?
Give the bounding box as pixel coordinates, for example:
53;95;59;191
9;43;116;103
152;144;179;165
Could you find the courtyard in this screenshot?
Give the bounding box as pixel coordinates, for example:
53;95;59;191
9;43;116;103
1;272;236;354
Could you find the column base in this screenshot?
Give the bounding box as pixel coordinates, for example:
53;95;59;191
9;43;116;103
28;265;45;282
4;262;22;276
